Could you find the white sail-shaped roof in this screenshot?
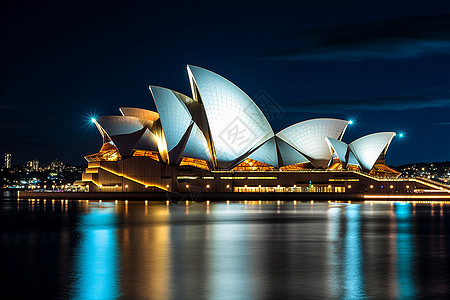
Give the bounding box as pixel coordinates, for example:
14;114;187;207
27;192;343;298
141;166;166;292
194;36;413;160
119;107;159;151
96;116;148;156
276;118;348;168
347;151;361;167
187;65;274;169
182;122;212;163
326;137;348;164
149;86;193;153
248;137;279;167
92;120;112;144
134;128;158;151
119;107;159;122
349;132;396;171
276;137;310;166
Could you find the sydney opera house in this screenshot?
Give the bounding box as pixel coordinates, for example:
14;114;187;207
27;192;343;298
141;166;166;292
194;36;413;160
74;66;449;196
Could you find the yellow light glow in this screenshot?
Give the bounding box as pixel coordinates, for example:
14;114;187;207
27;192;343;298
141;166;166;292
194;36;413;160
206;184;210;188
166;200;169;205
206;200;210;205
97;166;168;191
348;185;352;188
186;184;189;188
370;185;374;188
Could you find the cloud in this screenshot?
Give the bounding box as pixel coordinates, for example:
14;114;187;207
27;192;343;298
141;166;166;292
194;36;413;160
282;94;450;113
262;14;450;61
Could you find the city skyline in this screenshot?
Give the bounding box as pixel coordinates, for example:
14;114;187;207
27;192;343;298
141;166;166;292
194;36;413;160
1;1;450;165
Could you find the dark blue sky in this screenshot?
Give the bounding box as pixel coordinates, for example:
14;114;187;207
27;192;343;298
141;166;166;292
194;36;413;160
1;0;449;165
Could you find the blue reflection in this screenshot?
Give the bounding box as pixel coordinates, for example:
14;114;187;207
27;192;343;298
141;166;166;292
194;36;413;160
395;203;415;299
72;206;119;299
344;205;365;299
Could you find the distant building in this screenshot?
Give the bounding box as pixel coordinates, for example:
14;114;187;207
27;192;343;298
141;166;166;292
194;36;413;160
5;153;11;169
27;159;39;172
51;159;64;174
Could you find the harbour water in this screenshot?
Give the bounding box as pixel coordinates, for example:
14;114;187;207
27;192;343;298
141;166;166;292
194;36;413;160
1;191;450;299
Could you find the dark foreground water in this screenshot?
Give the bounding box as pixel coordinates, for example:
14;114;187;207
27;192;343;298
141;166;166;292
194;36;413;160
1;192;450;299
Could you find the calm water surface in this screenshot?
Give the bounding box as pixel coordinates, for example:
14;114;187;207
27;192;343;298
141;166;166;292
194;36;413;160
1;191;450;299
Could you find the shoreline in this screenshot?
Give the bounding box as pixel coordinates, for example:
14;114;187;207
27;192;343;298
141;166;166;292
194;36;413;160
16;191;450;201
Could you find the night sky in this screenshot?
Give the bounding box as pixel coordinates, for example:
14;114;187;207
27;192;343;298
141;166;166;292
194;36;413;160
1;0;449;166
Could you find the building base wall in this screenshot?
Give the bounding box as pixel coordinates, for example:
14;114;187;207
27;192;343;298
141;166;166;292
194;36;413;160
72;156;450;195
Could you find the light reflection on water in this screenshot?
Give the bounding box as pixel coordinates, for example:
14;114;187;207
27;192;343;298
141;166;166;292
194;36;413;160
72;204;119;299
2;199;450;298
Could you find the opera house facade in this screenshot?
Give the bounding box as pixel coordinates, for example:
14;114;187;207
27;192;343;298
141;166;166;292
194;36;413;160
75;66;449;196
